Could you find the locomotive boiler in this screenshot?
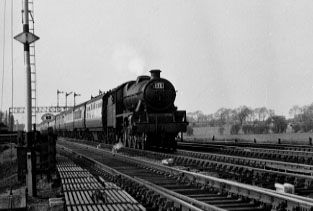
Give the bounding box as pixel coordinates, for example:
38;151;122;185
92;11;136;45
38;70;188;151
123;70;176;112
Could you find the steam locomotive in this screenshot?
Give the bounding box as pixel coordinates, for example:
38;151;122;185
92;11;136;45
38;70;188;151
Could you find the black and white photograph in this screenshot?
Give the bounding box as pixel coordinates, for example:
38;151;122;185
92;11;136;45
1;0;313;210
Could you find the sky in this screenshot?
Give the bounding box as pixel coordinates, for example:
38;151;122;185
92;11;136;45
1;0;313;124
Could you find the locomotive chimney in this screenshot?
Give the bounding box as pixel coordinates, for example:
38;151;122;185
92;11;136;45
150;69;161;79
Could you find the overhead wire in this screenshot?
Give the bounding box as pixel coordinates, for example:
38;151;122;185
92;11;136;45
1;0;7;112
10;0;14;164
11;0;14;123
9;0;14;195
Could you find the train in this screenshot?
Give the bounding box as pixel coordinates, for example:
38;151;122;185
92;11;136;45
38;70;188;151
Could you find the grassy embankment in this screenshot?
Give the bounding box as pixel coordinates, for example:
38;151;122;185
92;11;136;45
185;126;313;145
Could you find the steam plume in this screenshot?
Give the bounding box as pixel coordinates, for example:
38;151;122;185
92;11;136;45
112;45;145;76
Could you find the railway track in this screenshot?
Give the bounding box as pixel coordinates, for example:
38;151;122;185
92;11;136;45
178;141;313;165
177;150;313;176
120;147;313;196
180;139;313;151
57;139;313;211
60;138;313;196
57;155;145;211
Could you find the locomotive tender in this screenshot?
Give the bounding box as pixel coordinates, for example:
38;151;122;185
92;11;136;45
38;70;188;150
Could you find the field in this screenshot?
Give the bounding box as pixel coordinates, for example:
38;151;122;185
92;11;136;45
185;126;313;145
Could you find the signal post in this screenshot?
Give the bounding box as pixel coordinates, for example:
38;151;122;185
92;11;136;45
14;0;39;196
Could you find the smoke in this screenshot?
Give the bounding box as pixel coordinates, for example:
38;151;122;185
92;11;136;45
112;45;145;76
161;158;174;166
128;57;145;75
113;142;123;150
112;142;123;154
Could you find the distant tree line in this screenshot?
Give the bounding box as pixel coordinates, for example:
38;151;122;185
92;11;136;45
187;106;288;134
288;104;313;132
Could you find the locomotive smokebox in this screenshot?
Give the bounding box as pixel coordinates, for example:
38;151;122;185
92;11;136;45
123;69;176;112
150;69;161;79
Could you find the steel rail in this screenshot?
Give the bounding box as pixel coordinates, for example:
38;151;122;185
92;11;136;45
179;141;313;158
59;138;313;191
58;140;313;210
180;139;313;151
178;149;313;175
57;145;225;211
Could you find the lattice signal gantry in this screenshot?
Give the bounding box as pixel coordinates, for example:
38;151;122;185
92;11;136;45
9;106;72;114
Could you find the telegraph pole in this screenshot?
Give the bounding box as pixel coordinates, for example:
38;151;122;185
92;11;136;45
65;91;73;109
57;89;63;108
14;0;39;197
74;92;81;107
